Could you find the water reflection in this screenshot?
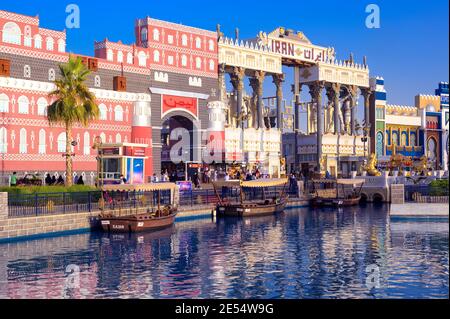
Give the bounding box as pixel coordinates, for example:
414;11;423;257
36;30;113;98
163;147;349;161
0;205;448;299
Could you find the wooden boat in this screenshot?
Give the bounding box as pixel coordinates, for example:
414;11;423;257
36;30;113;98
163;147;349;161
309;179;365;208
212;178;289;217
98;183;178;233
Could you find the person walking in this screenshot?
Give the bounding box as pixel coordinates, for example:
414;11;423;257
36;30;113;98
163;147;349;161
10;172;17;187
77;175;84;185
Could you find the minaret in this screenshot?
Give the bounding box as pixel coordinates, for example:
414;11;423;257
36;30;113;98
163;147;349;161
369;76;387;158
131;99;153;180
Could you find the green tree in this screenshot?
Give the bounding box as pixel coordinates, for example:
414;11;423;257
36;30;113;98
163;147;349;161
48;55;99;187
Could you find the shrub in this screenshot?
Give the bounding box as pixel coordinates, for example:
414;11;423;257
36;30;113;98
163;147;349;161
0;185;97;195
429;179;449;196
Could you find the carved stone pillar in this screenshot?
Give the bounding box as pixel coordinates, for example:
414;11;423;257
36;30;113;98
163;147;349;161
249;70;266;129
361;88;372;126
230;67;245;128
218;63;227;103
331;83;341;135
309;81;325;172
348;85;359;136
272;73;285;130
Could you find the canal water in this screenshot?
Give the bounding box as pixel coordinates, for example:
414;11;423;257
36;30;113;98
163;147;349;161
0;205;448;299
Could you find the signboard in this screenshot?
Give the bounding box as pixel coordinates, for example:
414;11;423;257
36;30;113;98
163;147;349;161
176;181;192;191
124;147;146;157
100;148;120;156
162;95;198;118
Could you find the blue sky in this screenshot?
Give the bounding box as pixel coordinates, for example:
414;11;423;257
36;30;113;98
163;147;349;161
1;0;448;106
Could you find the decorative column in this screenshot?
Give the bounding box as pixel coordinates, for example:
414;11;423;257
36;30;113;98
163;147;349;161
249;70;266;130
272;73;285;130
218;63;227;103
230;67;245;128
309;81;325;172
348;85;359;136
332;83;341;135
361;88;372;127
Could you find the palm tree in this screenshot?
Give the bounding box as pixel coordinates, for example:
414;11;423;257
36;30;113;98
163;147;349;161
48;55;99;187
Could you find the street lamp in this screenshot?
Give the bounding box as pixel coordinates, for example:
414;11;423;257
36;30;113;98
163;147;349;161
356;121;371;164
92;136;103;188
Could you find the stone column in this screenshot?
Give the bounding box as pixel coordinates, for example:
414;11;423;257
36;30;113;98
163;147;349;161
361;88;372;127
309;81;325;172
249;70;266;130
331;83;341;135
230;67;245;128
218;63;227;102
272;73;285;130
348;85;359;136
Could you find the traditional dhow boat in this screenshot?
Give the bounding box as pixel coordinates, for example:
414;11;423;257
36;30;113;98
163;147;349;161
98;183;178;233
309;179;365;208
212;178;289;217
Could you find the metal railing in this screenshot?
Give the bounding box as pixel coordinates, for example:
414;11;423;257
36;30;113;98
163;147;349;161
404;185;449;203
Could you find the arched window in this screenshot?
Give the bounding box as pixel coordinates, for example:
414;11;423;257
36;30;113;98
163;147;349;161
2;22;21;45
195;37;201;49
83;132;90;155
392;131;399;146
401;132;408;146
94;75;101;88
410;133;416;147
99;104;108;120
0;127;7;153
181;34;188;46
195;57;202;69
138;51;147;67
57;132;66;153
181;54;187;67
0;94;9;113
153;50;160;63
107;49;114;61
46;37;54;51
24;25;32;47
100;132;106;143
115;133;122;143
208;39;215;51
57;39;65;52
153;28;160;41
427;137;437;161
38;129;46;154
19;128;27;154
37;97;48;116
18;96;30;114
117;51;123;63
376;132;383;156
24;65;31;78
48;68;56;81
34;34;42;49
209;59;215;71
114;105;124;121
127;52;133;64
141;27;148;42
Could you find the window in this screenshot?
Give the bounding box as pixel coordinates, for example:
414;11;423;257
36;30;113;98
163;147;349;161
57;39;65;52
195;57;202;69
127;52;133;64
153;50;160;63
168;55;174;65
48;68;56;81
117;51;123;63
181;55;187;67
100;132;106;143
114;105;124;121
18;96;30;114
2;22;21;45
34;34;42;49
153;29;160;41
107;49;114;61
208;39;214;51
0;94;9;113
99;104;108;120
37;97;48;116
401;132;407;146
19;128;27;154
209;59;215;71
410;133;416;147
167;35;174;44
0;127;7;153
94;75;101;88
24;65;31;78
195;37;201;49
138;51;147;67
115;133;122;143
38;129;46;154
57;132;67;153
46;37;54;51
181;34;188;46
24;26;32;47
83;132;90;155
141;27;148;42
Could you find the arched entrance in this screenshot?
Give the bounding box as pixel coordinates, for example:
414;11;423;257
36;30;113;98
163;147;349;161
161;113;198;181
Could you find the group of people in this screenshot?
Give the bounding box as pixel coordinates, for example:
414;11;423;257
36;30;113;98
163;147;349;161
45;174;66;186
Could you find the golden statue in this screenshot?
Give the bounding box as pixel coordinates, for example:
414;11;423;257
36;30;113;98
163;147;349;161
413;155;431;176
364;153;382;176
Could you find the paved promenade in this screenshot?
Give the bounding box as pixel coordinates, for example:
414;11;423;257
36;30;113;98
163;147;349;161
390;203;449;218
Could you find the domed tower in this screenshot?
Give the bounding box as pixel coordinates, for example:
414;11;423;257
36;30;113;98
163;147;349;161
205;101;227;164
131;97;152;180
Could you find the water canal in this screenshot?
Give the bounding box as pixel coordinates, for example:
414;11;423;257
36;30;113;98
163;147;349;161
0;205;448;299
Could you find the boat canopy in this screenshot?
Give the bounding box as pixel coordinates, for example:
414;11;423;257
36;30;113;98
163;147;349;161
101;183;177;192
213;178;288;189
312;179;365;185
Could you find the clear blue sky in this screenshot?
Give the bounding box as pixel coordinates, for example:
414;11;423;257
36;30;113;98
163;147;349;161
1;0;448;106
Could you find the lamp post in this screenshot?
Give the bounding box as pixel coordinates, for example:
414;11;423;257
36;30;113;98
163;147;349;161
92;136;103;188
356;121;371;165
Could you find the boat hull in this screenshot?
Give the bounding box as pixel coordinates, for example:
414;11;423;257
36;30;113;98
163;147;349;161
99;211;177;233
216;198;287;217
310;197;361;208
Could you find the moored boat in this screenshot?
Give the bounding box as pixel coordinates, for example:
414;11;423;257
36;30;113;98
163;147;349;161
309;179;365;208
